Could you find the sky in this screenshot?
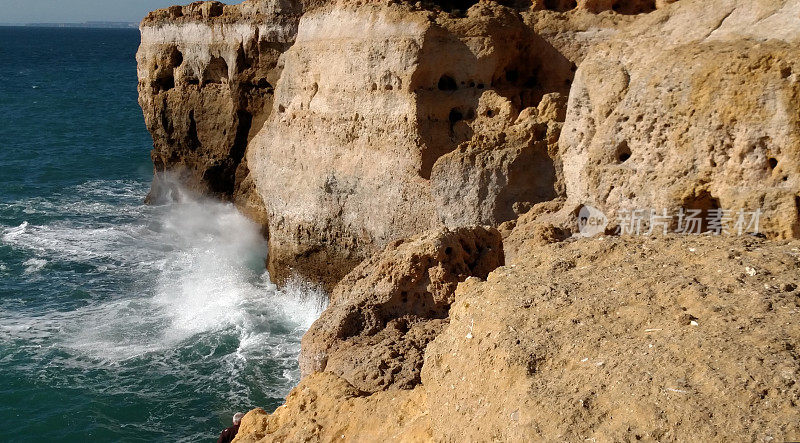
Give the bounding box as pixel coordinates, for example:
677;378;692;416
0;0;229;24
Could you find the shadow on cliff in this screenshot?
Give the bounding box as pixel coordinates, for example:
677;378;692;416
411;17;574;223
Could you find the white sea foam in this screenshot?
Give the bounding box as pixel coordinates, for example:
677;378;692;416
2;221;29;241
22;257;47;274
1;179;327;393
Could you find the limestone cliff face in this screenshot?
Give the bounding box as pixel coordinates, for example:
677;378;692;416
134;0;800;441
558;0;800;239
247;1;577;287
138;0;696;287
137;0;305;225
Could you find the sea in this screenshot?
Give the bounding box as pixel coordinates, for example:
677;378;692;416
0;26;325;441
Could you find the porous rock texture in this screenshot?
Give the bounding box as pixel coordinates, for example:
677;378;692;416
558;0;800;239
236;235;800;441
247;0;576;288
137;0;307;226
138;0;689;287
234;373;432;442
135;0;800;440
299;226;504;393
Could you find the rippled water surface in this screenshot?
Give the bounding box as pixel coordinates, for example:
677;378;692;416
0;27;324;441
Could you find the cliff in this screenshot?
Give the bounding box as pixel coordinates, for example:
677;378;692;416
137;0;305;227
234;234;800;441
135;0;800;440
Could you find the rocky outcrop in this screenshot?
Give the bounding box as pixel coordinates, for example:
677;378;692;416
299;226;503;393
138;0;699;287
430;92;567;227
556;0;800;238
233;373;431;442
247;1;577;288
136;0;306;226
236;235;800;441
135;1;800;439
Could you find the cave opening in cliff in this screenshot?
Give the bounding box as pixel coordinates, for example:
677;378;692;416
232;110;253;162
154;75;175;93
438;75;458;91
544;0;578;12
186;110;201;151
682;190;722;233
424;0;480;14
611;0;657;14
203;56;229;86
448;108;463;124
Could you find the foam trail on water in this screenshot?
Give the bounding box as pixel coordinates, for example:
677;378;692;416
0;178;327;397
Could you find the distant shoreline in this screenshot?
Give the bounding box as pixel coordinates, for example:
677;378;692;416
0;22;138;29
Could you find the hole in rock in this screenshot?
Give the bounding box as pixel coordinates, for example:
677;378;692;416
523;76;539;89
154;75;175;92
232;110;253;161
768;158;778;169
682;190;721;233
617;141;632;163
438;75;458;91
505;69;519;83
152;46;182;93
187;110;201;150
544;0;577;11
171;50;183;68
449;108;463;124
427;0;481;15
203;56;229;85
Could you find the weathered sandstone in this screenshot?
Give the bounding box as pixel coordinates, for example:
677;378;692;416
134;0;800;440
233;372;431;442
137;0;305;226
138;0;689;286
299;226;503;393
237;235;800;441
247;0;576;287
556;0;800;238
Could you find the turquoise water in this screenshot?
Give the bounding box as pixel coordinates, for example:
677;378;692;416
0;27;324;441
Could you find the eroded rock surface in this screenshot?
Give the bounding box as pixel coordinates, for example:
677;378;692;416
232;373;431;443
238;235;800;441
247;0;577;287
299;225;503;393
423;235;800;441
558;0;800;238
135;1;800;440
137;0;306;226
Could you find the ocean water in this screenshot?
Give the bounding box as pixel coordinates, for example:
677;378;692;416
0;27;325;441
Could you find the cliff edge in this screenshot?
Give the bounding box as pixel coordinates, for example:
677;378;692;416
135;0;800;440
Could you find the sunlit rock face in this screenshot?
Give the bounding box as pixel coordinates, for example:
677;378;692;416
136;0;306;227
248;1;573;288
559;0;800;238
